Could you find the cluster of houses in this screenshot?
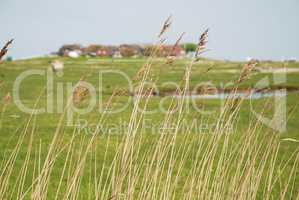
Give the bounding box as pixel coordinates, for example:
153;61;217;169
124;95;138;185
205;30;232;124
57;44;189;58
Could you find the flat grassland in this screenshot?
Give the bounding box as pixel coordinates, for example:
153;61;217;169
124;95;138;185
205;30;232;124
0;57;298;199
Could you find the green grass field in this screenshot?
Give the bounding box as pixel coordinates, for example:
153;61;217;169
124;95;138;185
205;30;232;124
0;57;298;199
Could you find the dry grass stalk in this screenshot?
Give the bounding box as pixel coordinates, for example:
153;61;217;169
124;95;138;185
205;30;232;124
195;29;209;61
237;60;258;84
158;15;172;39
110;16;176;198
178;29;209;88
0;39;13;61
166;32;185;65
222;60;258;112
134;17;171;81
73;84;90;104
2;93;11;105
0;93;12;129
172;32;185;51
150;28;210;199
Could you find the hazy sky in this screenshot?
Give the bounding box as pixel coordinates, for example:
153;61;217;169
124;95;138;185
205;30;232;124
0;0;298;60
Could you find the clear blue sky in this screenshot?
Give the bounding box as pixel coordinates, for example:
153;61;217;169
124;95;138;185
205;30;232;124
0;0;298;60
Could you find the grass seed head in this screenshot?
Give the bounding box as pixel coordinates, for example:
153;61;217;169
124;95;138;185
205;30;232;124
195;29;209;59
0;39;13;61
237;60;258;84
2;92;11;105
73;84;90;104
158;15;172;38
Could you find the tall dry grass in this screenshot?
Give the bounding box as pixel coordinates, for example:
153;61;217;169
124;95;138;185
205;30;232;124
0;20;298;200
0;39;13;61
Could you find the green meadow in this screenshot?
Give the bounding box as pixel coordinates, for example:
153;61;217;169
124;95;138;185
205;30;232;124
0;57;298;199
